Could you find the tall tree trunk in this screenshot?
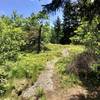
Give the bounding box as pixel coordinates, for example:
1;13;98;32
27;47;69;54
37;24;42;53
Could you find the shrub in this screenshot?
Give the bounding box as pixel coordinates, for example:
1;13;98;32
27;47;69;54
35;87;44;97
67;51;96;76
71;16;100;56
0;68;8;96
55;45;85;87
35;87;46;100
0;19;25;63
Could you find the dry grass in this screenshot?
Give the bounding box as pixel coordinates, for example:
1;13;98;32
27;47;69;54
68;51;96;76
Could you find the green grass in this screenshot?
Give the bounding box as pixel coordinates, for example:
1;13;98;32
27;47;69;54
0;44;86;99
34;87;46;100
55;45;85;87
0;43;68;99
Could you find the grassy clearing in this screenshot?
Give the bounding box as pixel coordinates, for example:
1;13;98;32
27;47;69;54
55;45;85;87
0;43;68;99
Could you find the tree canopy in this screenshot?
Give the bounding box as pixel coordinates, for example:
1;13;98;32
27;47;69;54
43;0;100;20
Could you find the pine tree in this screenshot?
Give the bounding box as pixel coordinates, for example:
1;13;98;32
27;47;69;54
62;0;79;44
54;17;62;43
43;0;100;21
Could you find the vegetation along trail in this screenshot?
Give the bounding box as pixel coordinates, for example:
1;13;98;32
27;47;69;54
0;0;100;100
21;48;69;100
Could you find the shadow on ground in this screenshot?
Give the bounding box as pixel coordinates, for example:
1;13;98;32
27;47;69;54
78;71;100;100
68;52;100;100
70;72;100;100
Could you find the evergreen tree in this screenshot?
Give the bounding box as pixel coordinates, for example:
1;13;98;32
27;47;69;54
36;11;48;53
62;0;79;44
43;0;100;21
11;10;24;27
54;16;62;43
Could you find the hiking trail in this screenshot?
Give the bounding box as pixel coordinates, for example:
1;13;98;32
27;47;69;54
21;48;87;100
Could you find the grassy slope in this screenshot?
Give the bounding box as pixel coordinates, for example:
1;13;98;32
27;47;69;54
1;44;85;99
1;43;70;99
55;45;85;87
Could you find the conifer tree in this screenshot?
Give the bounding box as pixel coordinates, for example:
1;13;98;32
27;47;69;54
54;16;62;43
62;0;79;44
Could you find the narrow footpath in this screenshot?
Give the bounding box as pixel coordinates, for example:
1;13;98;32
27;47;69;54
21;48;87;100
21;48;68;100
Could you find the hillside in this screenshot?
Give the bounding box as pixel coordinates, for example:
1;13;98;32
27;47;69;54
1;44;87;100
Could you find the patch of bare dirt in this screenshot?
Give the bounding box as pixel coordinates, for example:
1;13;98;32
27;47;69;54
21;59;57;100
46;86;88;100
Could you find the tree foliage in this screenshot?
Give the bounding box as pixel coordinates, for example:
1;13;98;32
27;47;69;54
71;16;100;55
62;1;79;44
0;16;25;63
53;17;62;43
43;0;100;19
0;11;51;63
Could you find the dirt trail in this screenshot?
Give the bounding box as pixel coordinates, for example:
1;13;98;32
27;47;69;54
21;60;56;99
21;48;88;100
21;48;68;99
46;85;88;100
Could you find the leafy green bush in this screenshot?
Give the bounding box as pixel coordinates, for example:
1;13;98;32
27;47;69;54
8;53;45;81
71;16;100;55
42;23;51;43
92;63;100;78
35;87;46;100
0;20;25;63
0;68;8;96
35;87;44;97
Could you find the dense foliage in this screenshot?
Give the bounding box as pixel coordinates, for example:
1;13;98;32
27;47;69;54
0;0;100;99
44;0;100;61
44;1;100;99
62;1;79;44
0;11;51;97
71;16;100;55
0;16;25;63
52;17;62;43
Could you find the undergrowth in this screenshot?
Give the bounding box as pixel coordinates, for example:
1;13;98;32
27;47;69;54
0;43;68;99
55;45;85;87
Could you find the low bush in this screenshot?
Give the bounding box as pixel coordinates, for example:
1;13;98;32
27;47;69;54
68;51;95;75
0;26;25;63
0;43;68;99
35;87;46;100
55;45;85;87
0;68;8;96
